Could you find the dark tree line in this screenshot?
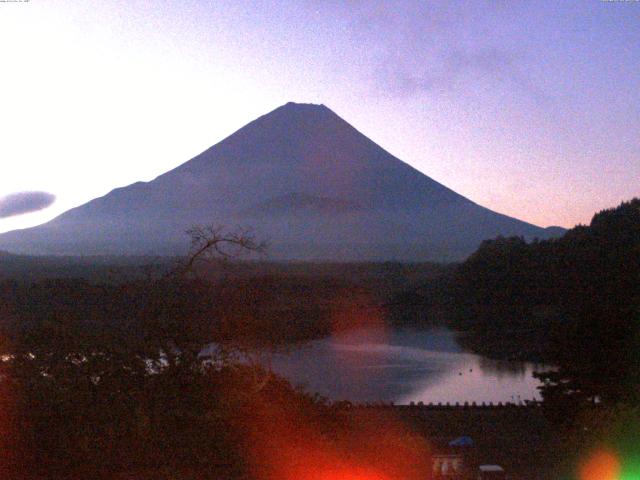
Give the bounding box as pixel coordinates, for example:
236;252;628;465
0;278;249;478
0;278;431;479
0;228;321;479
451;199;640;419
0;226;437;479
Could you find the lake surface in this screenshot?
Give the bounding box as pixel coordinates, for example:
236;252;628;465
271;328;549;404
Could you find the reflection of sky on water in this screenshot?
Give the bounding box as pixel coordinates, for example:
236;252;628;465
400;357;544;405
478;357;528;378
271;328;549;404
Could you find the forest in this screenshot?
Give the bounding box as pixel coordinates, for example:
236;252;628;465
0;241;443;478
451;199;640;405
0;199;637;478
449;199;640;476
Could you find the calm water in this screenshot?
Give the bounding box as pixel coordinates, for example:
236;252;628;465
270;328;549;404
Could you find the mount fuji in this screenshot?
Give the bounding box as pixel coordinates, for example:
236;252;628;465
0;102;562;261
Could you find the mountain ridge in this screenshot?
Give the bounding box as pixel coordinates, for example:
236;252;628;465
0;102;564;261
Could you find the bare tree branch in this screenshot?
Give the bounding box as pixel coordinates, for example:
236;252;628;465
174;225;267;277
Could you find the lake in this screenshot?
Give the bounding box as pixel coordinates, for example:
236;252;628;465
271;327;549;404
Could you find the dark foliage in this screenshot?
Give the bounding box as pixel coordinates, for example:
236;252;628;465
451;199;640;422
0;274;341;479
0;228;447;479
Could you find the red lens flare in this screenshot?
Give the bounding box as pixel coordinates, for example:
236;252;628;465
240;386;431;480
225;283;430;480
580;449;620;480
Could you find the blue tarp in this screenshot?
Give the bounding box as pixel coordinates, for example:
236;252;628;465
449;436;474;447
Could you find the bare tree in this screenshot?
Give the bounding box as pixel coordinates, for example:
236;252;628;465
169;224;275;394
175;225;267;278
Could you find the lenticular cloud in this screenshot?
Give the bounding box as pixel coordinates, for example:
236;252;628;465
0;191;56;218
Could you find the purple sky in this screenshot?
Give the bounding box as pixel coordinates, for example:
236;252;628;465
1;0;638;232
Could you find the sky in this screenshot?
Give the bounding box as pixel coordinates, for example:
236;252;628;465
1;0;639;233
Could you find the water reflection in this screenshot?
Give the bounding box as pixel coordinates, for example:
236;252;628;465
478;357;528;378
270;328;549;404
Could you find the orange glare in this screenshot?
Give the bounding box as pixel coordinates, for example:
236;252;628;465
241;385;431;480
315;466;391;480
580;449;620;480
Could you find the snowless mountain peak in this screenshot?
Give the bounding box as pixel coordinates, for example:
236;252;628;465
0;102;563;260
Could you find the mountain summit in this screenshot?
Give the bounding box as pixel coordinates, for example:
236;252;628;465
0;102;562;261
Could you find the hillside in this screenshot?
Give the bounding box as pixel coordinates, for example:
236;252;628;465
0;103;562;261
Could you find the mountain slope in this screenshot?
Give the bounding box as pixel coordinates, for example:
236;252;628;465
0;102;563;261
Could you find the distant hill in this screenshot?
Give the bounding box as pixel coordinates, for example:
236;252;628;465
0;102;564;261
543;226;567;237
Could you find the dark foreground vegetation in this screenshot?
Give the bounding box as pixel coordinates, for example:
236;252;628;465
0;199;637;478
0;233;449;479
0;278;437;479
448;199;640;479
452;200;640;401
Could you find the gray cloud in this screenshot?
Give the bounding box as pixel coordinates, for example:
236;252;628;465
0;191;56;218
380;49;516;96
315;1;549;104
389;48;549;104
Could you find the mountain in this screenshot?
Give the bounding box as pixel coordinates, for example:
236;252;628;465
0;102;564;261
